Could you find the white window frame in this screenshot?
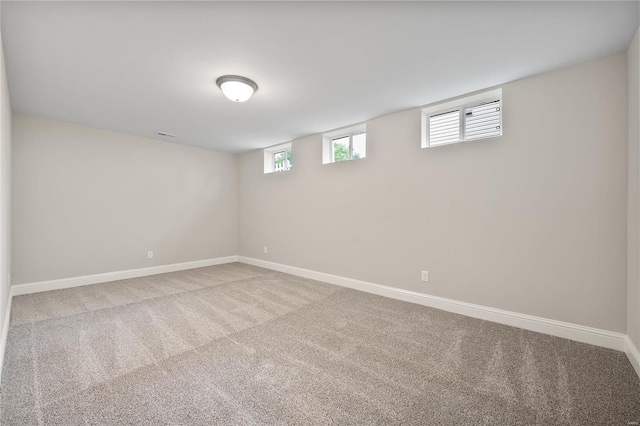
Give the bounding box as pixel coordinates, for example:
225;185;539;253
322;123;366;164
264;142;292;174
421;88;502;148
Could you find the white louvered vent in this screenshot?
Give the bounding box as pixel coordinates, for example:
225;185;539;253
429;110;460;146
464;100;501;141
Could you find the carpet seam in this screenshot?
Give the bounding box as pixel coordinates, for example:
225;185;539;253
32;273;347;411
8;271;282;327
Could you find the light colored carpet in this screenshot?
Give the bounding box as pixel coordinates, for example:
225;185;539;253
1;262;639;425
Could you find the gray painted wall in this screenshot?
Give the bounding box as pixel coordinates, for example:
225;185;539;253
629;28;640;349
7;51;633;337
0;17;12;346
239;53;628;333
12;115;238;284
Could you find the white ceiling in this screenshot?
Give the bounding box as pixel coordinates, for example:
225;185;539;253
1;1;638;153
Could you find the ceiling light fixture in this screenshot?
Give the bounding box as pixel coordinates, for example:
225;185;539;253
216;75;258;102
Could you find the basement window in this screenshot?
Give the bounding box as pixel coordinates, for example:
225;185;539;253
264;143;292;174
421;88;502;148
322;123;366;164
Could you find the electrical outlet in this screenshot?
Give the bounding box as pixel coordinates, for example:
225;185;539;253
263;246;268;254
147;251;154;259
421;271;429;282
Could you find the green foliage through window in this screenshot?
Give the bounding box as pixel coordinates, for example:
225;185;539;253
274;150;292;172
333;142;361;162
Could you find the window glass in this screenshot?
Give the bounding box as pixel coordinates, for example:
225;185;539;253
274;150;287;172
464;100;501;141
352;133;366;159
429;110;460;146
332;136;350;162
422;89;502;149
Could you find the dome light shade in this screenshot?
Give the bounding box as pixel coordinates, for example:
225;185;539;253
216;75;258;102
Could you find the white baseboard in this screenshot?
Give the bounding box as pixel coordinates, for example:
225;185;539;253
3;255;637;380
238;256;628;353
11;255;239;296
0;288;13;379
626;336;640;378
1;256;238;376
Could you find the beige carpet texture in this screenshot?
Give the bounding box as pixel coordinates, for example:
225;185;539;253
1;262;639;425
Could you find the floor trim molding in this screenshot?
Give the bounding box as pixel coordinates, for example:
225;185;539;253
11;255;239;296
3;255;638;380
0;288;12;378
626;336;640;378
238;256;628;353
